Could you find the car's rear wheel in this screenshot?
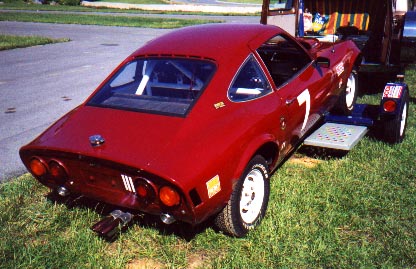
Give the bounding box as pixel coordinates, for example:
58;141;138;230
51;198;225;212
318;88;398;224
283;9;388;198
382;91;409;144
334;69;358;115
214;155;270;237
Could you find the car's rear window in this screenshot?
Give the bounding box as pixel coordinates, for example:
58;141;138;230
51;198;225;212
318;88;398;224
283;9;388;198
87;58;216;117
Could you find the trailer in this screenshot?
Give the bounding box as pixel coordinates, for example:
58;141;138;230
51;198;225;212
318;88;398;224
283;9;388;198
304;81;409;152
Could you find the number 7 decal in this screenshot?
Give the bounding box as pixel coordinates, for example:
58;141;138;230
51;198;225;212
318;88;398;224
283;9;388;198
297;89;310;131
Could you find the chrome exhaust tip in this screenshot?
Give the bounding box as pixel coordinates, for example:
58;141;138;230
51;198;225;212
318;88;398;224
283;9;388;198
57;186;69;197
91;210;133;240
160;213;176;225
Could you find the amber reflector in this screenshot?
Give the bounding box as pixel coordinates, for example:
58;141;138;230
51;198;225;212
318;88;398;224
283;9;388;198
383;100;397;112
159;186;180;207
30;158;47;177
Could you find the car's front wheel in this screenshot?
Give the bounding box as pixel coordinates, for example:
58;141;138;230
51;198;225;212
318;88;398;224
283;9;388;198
215;155;270;237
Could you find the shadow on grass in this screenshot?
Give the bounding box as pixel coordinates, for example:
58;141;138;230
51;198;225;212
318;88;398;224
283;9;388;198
45;191;211;242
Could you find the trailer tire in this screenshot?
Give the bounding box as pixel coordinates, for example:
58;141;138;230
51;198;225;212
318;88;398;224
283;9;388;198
382;91;409;144
214;155;270;237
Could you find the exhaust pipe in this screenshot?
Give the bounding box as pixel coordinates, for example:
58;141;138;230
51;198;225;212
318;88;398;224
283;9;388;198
160;213;176;224
57;186;69;197
91;210;132;240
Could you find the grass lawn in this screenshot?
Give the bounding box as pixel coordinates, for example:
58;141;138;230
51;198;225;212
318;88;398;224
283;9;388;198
0;11;222;28
0;0;155;12
0;69;415;267
0;34;69;50
0;0;256;15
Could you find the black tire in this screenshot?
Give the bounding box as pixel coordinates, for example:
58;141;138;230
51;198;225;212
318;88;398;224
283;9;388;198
334;69;358;115
214;155;270;237
382;91;409;144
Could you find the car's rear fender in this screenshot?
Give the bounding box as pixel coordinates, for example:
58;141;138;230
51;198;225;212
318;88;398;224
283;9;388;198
193;135;280;224
231;134;280;185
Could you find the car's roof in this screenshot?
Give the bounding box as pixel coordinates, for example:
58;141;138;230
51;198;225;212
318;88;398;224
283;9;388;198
131;24;285;62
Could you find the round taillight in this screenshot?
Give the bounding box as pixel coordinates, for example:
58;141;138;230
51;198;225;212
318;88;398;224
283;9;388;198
383;100;397;112
159;186;180;207
30;158;47;177
135;179;156;201
137;184;148;197
49;161;68;184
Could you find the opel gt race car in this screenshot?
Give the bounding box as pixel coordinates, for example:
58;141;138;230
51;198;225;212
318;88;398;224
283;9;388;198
20;24;405;238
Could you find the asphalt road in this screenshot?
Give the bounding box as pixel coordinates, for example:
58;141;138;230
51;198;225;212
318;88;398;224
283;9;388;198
0;15;257;181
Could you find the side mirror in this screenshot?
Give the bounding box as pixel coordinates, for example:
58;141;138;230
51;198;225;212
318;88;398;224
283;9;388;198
316;57;330;68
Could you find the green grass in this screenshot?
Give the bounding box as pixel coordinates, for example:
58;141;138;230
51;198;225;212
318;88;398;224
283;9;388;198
1;68;415;267
0;34;69;50
0;0;255;15
0;1;89;11
0;11;222;28
0;0;150;12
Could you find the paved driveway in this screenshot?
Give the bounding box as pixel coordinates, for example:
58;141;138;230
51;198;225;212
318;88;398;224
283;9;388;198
0;15;257;181
0;22;173;181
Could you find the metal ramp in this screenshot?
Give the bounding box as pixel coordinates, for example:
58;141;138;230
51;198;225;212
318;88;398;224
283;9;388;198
304;123;368;151
303;104;377;150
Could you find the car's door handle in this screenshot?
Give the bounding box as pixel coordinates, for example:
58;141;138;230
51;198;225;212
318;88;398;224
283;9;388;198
285;98;296;105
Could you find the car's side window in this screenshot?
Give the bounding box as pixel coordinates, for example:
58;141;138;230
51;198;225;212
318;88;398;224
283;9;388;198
228;55;272;102
110;61;137;88
257;34;312;88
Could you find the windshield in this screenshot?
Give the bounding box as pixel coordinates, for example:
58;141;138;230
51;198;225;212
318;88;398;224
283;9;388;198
269;0;294;11
88;58;216;117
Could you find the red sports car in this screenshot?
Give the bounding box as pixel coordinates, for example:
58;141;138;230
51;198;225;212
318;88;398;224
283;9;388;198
20;24;361;237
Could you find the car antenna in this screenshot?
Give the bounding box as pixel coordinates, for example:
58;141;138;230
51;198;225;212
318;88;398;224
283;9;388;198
331;25;336;53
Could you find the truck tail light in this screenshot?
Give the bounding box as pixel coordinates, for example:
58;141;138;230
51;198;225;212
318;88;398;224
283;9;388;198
383;100;397;112
29;158;47;177
159;186;180;207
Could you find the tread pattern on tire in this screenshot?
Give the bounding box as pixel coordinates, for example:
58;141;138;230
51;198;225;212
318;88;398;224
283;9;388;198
214;155;270;237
